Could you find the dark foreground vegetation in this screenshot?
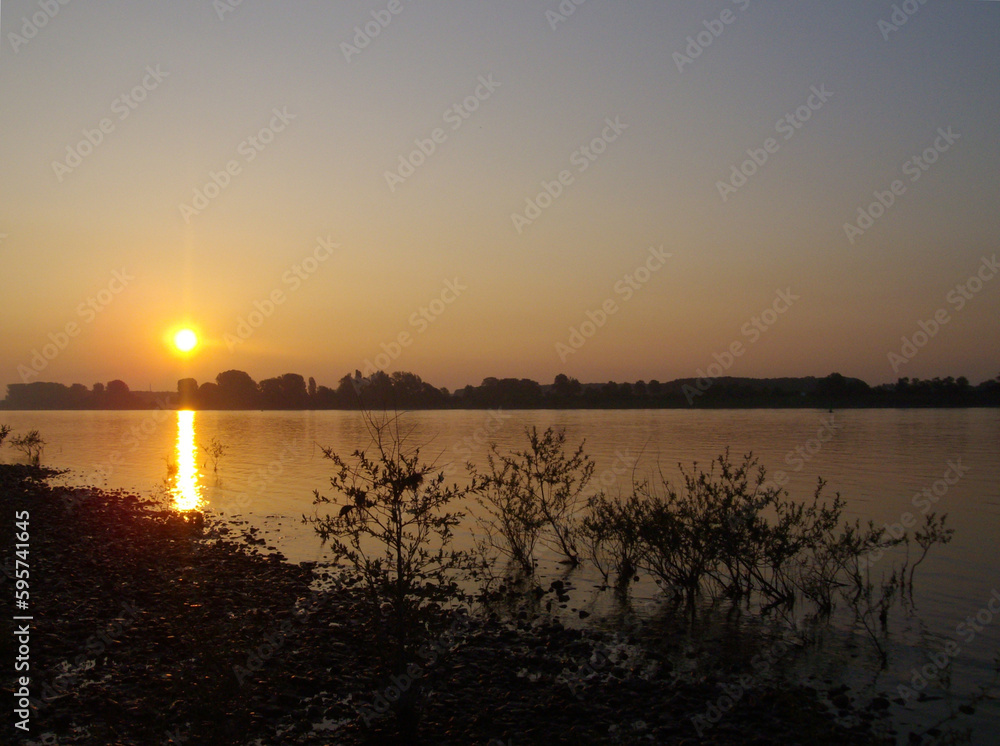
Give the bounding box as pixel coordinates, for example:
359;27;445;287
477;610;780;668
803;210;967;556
4;370;1000;410
1;463;909;745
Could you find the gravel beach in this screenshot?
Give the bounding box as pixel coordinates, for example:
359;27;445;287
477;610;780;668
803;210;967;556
1;465;893;745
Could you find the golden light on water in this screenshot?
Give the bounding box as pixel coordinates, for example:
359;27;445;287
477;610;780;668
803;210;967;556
171;409;203;511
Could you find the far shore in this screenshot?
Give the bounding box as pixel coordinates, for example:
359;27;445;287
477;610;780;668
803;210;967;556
5;371;998;412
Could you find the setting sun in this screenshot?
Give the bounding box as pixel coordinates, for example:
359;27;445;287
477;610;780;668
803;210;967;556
173;328;198;353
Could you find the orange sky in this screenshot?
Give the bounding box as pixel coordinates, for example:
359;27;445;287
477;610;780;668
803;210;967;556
2;2;998;392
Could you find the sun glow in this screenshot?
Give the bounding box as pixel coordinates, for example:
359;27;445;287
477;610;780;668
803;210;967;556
173;328;198;353
171;410;203;511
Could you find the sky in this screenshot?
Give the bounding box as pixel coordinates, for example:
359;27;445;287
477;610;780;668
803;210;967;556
1;0;998;393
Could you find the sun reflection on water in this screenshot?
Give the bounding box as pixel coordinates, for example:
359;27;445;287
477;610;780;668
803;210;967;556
172;410;203;511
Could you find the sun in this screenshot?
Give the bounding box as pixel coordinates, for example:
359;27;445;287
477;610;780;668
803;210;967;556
173;328;198;353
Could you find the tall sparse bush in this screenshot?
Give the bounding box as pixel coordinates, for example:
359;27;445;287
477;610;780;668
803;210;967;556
907;512;954;588
573;449;953;630
200;436;227;472
304;411;471;667
470;427;594;569
579;490;645;592
469;447;543;578
9;429;45;466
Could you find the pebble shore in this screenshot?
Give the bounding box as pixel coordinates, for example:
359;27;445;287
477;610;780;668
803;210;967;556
1;465;893;745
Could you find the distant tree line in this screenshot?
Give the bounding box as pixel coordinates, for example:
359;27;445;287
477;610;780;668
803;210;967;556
1;379;152;410
3;370;999;410
175;370;449;410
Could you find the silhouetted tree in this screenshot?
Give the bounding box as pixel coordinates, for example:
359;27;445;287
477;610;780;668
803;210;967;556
314;385;337;408
69;383;89;408
336;374;361;407
178;378;199;408
106;380;133;408
278;373;308;407
551;373;581;403
216;370;259;408
106;379;129;395
308;376;317;399
259;378;282;408
198;382;220;409
5;383;74;409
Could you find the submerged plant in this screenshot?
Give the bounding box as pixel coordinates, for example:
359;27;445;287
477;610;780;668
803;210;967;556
9;429;45;466
470;426;593;570
907;512;954;588
579;490;645;592
468;444;544;578
200;436;227;472
465;434;956;664
572;448;954;661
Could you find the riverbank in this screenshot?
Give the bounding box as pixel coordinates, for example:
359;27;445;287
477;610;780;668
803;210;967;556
1;465;894;744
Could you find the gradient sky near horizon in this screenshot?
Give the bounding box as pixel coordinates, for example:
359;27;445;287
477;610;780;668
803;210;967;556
2;1;998;393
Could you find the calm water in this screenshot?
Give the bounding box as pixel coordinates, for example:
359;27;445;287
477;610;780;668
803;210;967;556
4;408;999;740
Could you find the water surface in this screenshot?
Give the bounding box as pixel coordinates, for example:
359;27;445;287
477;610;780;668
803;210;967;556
4;408;998;739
